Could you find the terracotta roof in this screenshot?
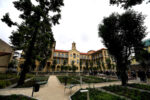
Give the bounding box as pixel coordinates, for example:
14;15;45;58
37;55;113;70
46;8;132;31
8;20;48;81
54;50;68;53
80;53;88;55
0;52;11;56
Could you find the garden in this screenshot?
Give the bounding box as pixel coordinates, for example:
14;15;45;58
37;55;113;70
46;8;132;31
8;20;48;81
102;85;150;100
0;94;37;100
71;88;125;100
15;75;49;88
0;73;33;88
71;83;150;100
57;75;116;85
0;73;34;88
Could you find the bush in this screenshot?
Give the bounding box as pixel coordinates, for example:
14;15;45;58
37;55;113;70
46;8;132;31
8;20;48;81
0;95;37;100
103;85;150;100
71;88;125;100
0;80;11;88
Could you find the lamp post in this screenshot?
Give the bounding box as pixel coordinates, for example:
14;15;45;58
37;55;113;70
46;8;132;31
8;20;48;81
80;89;90;100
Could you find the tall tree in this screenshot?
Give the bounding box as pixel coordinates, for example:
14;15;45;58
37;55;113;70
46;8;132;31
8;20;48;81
98;10;146;85
110;0;150;9
90;61;93;71
80;60;83;71
135;49;150;71
106;58;112;71
1;0;64;86
52;59;57;72
85;60;89;71
97;60;101;71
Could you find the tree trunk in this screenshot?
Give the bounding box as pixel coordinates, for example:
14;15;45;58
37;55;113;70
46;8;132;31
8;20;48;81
120;70;128;86
17;27;38;86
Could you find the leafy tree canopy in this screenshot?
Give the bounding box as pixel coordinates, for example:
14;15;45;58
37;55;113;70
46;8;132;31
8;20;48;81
110;0;150;9
98;10;147;85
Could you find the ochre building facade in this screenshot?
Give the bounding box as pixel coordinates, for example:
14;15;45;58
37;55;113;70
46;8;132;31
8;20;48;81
19;42;115;72
46;42;115;72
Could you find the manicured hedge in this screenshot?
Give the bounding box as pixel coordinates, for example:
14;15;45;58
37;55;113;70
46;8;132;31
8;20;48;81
128;83;150;91
0;95;37;100
16;76;49;88
103;85;150;100
71;88;125;100
57;76;80;84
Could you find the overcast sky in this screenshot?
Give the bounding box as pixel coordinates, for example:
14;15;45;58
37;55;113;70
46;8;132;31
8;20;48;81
0;0;150;53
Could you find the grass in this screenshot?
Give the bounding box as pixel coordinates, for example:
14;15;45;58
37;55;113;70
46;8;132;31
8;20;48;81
103;85;150;100
128;83;150;91
0;94;37;100
71;88;125;100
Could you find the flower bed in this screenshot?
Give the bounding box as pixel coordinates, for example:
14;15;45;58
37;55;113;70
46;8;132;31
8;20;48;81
0;94;37;100
71;88;125;100
103;85;150;100
128;83;150;91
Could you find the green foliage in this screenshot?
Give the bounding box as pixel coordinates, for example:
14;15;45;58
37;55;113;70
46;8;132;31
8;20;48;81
106;58;111;70
0;95;37;100
1;0;64;85
135;49;150;70
16;76;49;88
128;83;150;91
98;10;146;85
57;76;80;84
71;88;125;100
103;85;150;100
110;0;149;9
0;80;11;88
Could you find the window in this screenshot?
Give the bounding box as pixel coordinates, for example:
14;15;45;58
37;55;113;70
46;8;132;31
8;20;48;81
77;59;79;64
58;53;60;57
70;54;72;57
62;53;64;57
65;54;68;57
73;53;76;58
57;59;59;64
61;59;63;64
54;53;57;57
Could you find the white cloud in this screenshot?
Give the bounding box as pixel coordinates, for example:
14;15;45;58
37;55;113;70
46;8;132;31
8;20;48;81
0;0;150;52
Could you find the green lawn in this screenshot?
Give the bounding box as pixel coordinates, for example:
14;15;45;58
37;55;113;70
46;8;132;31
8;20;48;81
71;88;125;100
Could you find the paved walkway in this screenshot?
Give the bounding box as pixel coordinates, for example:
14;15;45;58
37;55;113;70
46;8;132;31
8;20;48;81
0;75;139;100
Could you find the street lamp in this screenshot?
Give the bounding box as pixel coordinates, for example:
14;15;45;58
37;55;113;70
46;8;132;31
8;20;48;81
80;89;90;100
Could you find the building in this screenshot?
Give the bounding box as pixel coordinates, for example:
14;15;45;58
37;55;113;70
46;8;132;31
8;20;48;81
143;38;150;52
0;39;13;72
130;38;150;70
19;42;115;72
52;42;115;72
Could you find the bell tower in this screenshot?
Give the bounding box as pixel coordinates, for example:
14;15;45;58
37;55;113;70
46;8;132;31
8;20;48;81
72;42;76;50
